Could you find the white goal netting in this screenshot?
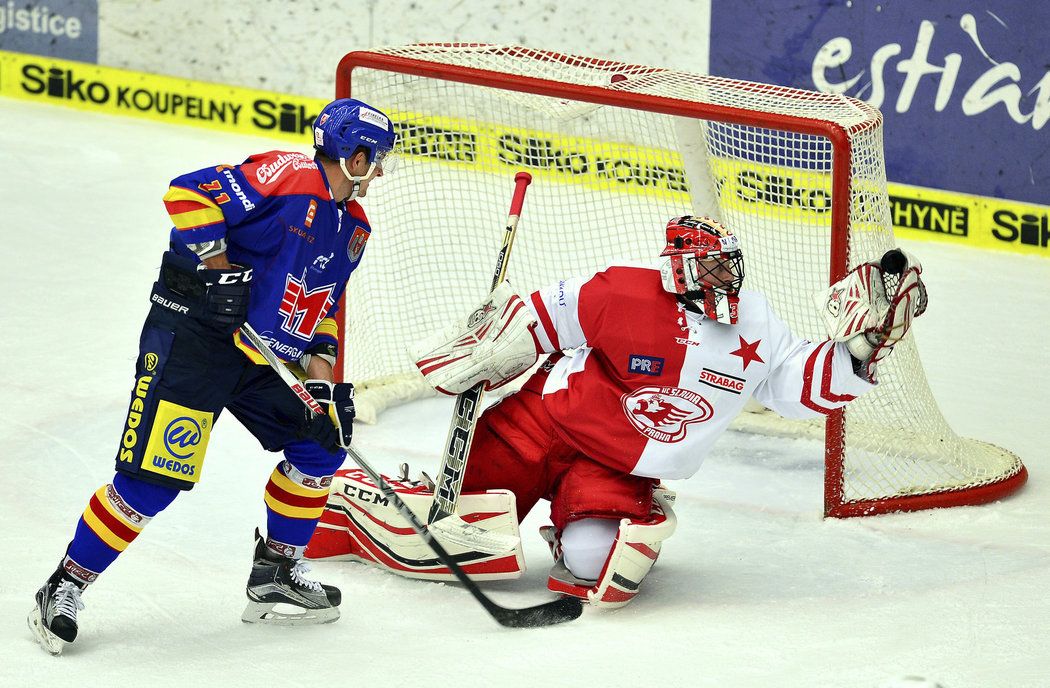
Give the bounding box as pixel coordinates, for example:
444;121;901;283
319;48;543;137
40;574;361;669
335;44;1024;516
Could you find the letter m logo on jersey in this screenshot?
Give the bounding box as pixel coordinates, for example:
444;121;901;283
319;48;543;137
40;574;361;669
278;270;336;340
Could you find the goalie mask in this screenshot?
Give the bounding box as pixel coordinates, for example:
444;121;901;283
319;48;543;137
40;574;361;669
658;216;744;324
312;98;398;201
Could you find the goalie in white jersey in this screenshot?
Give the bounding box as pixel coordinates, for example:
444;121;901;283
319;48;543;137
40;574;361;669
362;216;927;607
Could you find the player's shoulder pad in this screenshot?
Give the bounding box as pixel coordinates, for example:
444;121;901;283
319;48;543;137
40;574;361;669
737;288;769;310
735;288;783;330
240;150;326;199
591;262;665;298
344;199;370;225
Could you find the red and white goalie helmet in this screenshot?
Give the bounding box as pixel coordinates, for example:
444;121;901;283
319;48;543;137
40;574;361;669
658;215;745;324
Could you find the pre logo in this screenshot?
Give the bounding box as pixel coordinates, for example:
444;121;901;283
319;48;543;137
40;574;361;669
628;354;665;376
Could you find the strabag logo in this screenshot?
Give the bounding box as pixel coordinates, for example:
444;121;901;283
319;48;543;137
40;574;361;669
621;386;713;443
698;368;745;395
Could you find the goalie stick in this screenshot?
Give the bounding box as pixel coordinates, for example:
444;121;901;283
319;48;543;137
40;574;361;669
426;172;532;552
239;322;582;628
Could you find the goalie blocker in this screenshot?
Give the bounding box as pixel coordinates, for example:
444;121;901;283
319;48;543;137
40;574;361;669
413;281;540;395
306;469;676;607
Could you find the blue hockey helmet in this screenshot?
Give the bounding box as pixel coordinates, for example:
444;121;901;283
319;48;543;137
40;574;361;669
312;98;397;200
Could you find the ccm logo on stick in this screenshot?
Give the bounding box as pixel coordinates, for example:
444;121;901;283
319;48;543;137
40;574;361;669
628;354;665;376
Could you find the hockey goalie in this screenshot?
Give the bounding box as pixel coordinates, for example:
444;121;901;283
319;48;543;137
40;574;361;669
307;216;928;608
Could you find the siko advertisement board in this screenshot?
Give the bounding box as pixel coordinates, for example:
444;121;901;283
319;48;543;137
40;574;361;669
710;0;1050;256
0;0;97;62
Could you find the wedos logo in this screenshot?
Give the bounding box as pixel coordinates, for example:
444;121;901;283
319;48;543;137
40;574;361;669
164;417;203;459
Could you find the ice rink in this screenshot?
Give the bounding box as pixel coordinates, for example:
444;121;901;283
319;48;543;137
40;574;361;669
1;97;1049;688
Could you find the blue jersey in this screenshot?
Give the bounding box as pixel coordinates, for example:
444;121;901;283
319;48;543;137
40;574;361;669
162;150;371;364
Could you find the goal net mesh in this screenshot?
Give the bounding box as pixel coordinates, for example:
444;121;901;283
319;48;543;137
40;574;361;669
336;44;1023;515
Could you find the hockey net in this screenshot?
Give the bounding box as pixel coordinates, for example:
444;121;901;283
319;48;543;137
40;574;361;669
332;44;1025;517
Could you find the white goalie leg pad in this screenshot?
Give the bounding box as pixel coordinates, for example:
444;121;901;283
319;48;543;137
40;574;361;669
412;281;539;395
543;487;677;609
306;468;525;581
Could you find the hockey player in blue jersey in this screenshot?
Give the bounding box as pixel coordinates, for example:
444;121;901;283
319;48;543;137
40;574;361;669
29;98;397;654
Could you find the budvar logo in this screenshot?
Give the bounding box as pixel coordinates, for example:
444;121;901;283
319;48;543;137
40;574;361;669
256;152;315;185
621;386;713;443
164;417;202;459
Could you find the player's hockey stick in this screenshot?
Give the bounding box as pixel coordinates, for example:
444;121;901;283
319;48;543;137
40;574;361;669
426;172;532;553
239;322;582;628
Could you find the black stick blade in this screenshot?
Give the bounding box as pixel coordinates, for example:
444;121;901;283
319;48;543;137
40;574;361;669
490;596;584;628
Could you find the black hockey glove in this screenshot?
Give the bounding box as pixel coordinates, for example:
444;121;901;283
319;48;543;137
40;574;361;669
197;265;253;329
297;381;355;453
155;251;252;331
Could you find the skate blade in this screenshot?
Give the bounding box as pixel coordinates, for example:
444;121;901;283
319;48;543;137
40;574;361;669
241;600;340;626
27;607;66;656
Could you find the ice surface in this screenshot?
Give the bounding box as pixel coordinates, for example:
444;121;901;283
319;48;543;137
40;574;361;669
1;98;1048;688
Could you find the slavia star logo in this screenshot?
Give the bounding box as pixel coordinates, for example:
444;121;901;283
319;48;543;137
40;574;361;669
729;335;764;370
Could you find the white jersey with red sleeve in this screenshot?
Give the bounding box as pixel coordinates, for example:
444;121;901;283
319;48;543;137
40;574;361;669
525;264;875;480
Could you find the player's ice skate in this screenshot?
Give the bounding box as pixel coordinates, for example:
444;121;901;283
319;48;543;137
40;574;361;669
28;568;85;656
242;529;341;625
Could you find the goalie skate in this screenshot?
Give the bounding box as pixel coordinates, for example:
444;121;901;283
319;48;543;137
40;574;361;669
242;529;341;625
28;568;85;655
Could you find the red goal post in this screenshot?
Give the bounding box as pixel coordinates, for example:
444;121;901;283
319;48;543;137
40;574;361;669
331;44;1026;517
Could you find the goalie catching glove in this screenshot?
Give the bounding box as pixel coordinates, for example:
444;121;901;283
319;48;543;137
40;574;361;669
819;248;928;382
297;380;355;453
412;282;540;395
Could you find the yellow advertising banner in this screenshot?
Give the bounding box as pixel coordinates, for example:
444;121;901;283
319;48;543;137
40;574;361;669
0;49;327;142
887;183;1050;258
3;49;1045;258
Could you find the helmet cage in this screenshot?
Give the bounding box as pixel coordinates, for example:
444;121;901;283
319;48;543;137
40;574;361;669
672;252;744;295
